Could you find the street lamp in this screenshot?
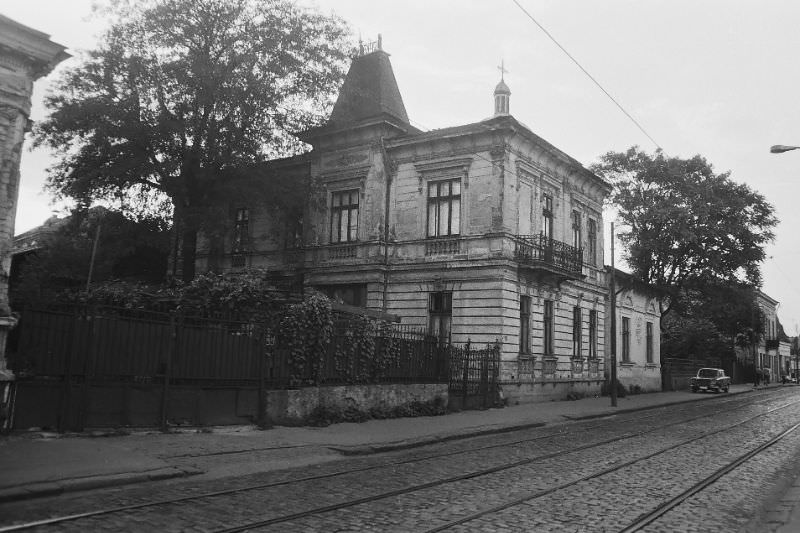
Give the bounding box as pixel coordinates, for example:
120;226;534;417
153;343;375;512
770;145;800;153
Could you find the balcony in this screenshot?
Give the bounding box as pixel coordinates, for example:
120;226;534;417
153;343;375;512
514;234;584;285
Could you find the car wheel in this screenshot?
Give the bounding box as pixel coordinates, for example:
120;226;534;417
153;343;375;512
724;386;729;393
691;388;698;393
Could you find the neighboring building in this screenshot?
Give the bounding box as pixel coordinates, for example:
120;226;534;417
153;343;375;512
195;39;612;404
733;290;780;382
9;215;67;302
604;268;661;392
779;340;792;379
0;14;68;421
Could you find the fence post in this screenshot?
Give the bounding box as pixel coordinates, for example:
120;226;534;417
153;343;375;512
462;339;471;408
258;329;274;429
481;343;490;409
160;312;177;432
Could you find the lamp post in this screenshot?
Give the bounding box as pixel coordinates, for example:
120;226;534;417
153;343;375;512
770;145;800;153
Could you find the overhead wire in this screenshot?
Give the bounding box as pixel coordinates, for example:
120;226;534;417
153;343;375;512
510;0;662;151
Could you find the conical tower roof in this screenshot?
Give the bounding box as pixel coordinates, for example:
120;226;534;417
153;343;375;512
327;47;409;127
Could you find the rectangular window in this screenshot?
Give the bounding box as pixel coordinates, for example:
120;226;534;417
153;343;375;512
427;179;461;237
572;211;582;249
317;284;367;308
331;190;359;243
589;310;597;359
542;194;553;240
573;306;582;357
588;219;597;266
622;316;631;363
544;299;554;355
429;292;453;344
233;207;249;251
646;321;654;363
520;296;531;354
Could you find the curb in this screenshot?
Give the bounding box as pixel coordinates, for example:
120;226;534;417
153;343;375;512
0;466;203;504
335;387;760;455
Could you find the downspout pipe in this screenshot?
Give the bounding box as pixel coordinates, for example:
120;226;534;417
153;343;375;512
380;138;394;312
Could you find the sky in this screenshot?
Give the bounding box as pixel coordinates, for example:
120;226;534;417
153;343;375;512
5;0;800;334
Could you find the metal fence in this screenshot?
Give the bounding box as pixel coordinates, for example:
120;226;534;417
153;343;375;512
448;341;501;410
11;307;449;387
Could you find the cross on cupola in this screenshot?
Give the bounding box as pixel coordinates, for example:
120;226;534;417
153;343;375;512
494;59;511;116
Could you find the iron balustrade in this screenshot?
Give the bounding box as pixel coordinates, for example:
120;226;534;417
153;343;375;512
514;234;583;275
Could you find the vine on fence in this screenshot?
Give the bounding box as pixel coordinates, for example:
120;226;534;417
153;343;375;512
278;292;334;383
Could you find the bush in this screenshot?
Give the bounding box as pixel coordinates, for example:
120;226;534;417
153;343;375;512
305;398;447;427
601;380;627;398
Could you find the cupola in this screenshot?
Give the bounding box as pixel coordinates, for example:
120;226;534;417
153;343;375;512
493;62;511;116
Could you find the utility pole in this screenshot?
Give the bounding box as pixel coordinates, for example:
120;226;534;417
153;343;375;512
86;215;102;292
610;222;618;407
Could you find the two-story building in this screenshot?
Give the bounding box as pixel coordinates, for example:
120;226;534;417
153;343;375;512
733;290;780;382
195;41;612;403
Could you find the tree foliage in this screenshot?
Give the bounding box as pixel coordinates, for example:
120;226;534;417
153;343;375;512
35;0;353;279
592;147;777;310
592;147;776;288
11;208;170;309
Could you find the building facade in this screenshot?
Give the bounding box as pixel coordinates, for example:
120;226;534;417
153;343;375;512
604;268;661;392
733;290;780;382
0;15;68;418
196;42;612;403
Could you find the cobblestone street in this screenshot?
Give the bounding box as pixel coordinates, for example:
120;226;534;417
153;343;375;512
2;387;800;532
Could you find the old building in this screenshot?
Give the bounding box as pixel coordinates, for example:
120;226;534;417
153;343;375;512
196;40;612;403
605;268;661;392
733;290;781;382
0;15;68;425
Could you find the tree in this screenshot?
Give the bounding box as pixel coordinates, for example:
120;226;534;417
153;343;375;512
34;0;353;281
11;208;170;308
591;147;777;319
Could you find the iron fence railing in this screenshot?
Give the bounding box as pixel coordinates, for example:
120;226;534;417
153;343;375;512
513;234;583;274
11;306;449;388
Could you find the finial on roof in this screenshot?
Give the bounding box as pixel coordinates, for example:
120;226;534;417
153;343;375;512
378;34;382;50
498;59;508;81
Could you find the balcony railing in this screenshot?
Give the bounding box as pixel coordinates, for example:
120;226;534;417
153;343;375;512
514;234;583;276
425;237;461;256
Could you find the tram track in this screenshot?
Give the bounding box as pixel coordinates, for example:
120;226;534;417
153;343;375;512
1;389;793;532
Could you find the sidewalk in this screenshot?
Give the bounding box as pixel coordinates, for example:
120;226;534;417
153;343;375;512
0;383;775;504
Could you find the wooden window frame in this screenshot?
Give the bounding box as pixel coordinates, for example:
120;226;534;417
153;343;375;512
426;179;461;238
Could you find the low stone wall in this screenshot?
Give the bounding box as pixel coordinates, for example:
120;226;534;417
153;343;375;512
12;380;449;430
266;383;449;424
501;379;605;405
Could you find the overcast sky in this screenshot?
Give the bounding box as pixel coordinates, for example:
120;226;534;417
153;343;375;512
5;0;800;333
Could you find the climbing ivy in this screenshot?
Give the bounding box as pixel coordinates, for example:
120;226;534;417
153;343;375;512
278;292;334;384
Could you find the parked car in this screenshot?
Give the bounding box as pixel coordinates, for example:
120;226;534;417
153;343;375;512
690;368;730;393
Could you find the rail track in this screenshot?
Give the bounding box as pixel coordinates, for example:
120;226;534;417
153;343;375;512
0;388;793;532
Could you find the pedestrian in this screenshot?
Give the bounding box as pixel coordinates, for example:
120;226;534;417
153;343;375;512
754;369;760;388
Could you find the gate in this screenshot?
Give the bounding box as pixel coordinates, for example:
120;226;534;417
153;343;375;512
448;341;501;411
